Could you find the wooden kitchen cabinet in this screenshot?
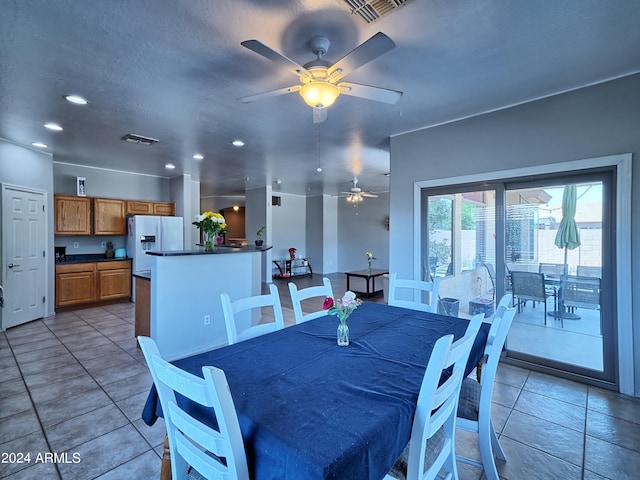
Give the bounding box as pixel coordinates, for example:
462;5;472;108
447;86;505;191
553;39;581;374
97;260;131;300
153;202;175;216
56;260;131;308
54;195;92;235
94;198;126;235
55;263;96;307
126;200;153;215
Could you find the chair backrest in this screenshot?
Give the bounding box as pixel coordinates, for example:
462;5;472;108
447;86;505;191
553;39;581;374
138;336;249;480
478;297;516;403
576;265;601;278
388;273;441;313
510;271;546;301
563;275;601;310
288;277;333;324
404;314;482;479
220;284;285;345
538;263;565;275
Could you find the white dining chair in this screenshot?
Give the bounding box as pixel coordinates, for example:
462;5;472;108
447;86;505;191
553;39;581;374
456;296;516;480
138;336;249;480
288;277;334;324
385;313;484;480
220;283;285;345
387;272;441;313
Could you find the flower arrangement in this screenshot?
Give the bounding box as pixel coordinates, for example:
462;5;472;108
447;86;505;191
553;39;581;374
193;212;227;251
323;291;363;324
288;247;296;259
366;251;376;273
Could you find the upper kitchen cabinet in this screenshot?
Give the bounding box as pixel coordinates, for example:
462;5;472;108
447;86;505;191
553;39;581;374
54;195;92;235
94;198;126;235
153;202;175;216
126;200;153;215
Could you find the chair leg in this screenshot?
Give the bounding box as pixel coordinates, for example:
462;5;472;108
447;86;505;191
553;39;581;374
478;420;500;480
490;420;506;461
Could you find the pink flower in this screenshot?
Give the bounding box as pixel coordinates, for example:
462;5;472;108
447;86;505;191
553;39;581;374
323;297;334;310
341;291;356;307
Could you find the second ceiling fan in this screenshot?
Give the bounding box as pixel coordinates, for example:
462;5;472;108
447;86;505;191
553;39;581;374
239;32;403;123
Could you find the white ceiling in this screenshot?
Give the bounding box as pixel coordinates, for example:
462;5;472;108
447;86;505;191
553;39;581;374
2;1;640;197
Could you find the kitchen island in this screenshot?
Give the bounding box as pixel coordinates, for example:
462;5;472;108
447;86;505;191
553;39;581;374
144;245;271;360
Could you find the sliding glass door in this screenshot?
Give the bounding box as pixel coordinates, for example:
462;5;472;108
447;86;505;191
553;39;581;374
422;169;616;385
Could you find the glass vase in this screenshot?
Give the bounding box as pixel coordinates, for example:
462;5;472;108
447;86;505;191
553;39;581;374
367;263;372;275
204;232;215;252
337;321;349;346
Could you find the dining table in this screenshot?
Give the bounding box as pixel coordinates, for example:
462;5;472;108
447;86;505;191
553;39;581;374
142;301;490;480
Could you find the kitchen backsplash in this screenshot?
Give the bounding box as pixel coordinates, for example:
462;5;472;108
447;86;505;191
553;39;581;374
54;235;126;255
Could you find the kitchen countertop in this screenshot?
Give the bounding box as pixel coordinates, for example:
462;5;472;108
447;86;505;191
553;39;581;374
145;245;272;256
133;271;151;280
56;254;131;264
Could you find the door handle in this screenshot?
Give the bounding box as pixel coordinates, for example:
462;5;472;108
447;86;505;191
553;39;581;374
8;263;20;269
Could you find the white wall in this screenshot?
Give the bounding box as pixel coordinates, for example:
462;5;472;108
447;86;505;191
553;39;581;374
0;140;55;318
390;73;640;395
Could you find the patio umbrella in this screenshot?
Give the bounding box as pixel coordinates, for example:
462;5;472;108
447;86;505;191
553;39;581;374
554;184;581;272
551;184;581;320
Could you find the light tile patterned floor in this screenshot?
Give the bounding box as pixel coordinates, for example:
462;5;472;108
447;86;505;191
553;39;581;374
1;273;639;479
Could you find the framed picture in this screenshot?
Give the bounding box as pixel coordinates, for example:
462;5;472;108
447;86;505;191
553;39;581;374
76;177;86;196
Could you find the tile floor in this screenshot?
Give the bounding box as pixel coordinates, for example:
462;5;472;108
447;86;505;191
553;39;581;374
1;273;639;479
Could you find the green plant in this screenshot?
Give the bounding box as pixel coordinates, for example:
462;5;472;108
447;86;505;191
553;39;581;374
256;226;266;238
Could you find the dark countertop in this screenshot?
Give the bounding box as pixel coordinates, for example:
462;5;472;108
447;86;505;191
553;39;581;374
133;271;151;280
56;254;131;264
145;245;272;256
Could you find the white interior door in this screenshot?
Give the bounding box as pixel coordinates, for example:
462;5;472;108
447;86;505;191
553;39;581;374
2;185;46;330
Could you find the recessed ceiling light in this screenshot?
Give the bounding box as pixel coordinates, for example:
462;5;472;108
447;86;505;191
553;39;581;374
232;140;245;147
192;153;204;160
31;142;48;148
64;95;88;105
316;167;323;173
165;163;176;169
44;123;63;131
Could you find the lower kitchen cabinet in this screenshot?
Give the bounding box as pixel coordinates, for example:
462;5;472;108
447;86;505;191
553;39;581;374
55;260;131;308
97;261;131;300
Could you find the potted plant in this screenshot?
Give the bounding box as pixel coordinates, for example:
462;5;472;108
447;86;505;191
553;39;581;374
105;241;115;259
255;226;265;246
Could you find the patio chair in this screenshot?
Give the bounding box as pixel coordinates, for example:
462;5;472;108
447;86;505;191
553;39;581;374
563;275;601;311
138;336;249;480
387;273;441;313
576;265;602;278
538;263;565;276
385;314;484;480
220;284;285;345
510;271;553;323
456;296;516;480
288;277;333;324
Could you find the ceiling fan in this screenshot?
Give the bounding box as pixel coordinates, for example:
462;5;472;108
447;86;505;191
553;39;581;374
334;178;382;204
239;32;403;123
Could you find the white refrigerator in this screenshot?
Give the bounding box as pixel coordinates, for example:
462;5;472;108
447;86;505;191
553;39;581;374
127;215;184;274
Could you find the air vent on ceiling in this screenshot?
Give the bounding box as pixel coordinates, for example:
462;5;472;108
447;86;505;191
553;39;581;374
121;133;159;145
339;0;413;24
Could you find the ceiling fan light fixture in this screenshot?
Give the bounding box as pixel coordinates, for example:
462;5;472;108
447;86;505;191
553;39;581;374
299;81;340;108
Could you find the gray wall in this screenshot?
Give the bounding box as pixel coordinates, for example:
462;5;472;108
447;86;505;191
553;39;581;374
53;162;170;200
338;192;390;273
390;73;640;394
0;140;55;318
272;193;306;263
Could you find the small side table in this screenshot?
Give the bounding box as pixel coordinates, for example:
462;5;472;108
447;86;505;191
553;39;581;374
345;269;389;297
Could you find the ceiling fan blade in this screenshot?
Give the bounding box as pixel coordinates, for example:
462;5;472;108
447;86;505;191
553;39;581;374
361;192;379;198
241;40;311;77
312;108;328;124
339;81;402;104
327;32;396;80
238;85;300;104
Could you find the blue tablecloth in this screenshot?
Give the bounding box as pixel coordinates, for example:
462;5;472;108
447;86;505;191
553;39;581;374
142;302;489;480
